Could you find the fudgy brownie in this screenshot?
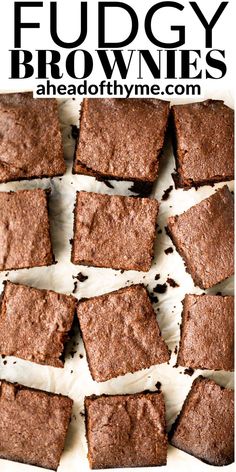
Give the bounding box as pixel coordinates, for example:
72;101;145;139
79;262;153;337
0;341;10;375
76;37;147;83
0;379;73;470
73;98;170;184
0;281;77;367
85;391;168;468
171;100;234;188
177;294;234;371
77;284;170;382
0;188;54;271
169;376;234;466
167;186;234;289
0;92;66;183
72;191;159;271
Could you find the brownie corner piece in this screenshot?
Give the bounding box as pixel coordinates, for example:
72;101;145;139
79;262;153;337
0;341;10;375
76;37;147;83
0;379;73;470
171;99;234;188
0;188;54;271
167;185;234;288
177;294;234;371
73;98;170;183
0;281;77;367
77;284;170;382
169;376;234;466
72;191;159;272
85;391;167;468
0;92;66;184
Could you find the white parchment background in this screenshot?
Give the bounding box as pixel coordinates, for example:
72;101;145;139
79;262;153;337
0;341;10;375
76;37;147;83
0;92;234;472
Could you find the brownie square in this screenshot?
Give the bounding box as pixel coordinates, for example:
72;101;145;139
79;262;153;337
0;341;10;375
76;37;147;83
72;191;159;272
171;100;234;188
0;380;73;470
0;92;66;183
0;188;54;271
169;376;234;466
167;186;234;289
77;284;170;382
0;281;77;367
73;98;170;184
177;294;234;371
85;391;167;468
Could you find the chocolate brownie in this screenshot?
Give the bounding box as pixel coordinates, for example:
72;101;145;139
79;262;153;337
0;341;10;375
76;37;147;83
169;376;234;466
0;380;73;470
72;191;159;272
0;92;66;183
171;100;234;188
177;294;234;371
85;391;167;468
167;186;234;289
77;284;170;382
73;98;170;184
0;281;77;367
0;188;54;271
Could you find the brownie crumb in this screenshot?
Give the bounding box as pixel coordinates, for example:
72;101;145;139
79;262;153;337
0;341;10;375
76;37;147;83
184;367;194;376
167;277;179;288
150;294;159;304
164;226;169;235
71;124;79;140
128;181;153;197
174;345;178;354
69;238;73;245
70;350;77;358
153;283;167;294
155;381;162;392
80;411;85;417
120;270;125;274
102;180;114;189
1;355;5;359
72;281;78;294
216;291;222;295
73;272;88;283
13;361;17;364
164;247;173;255
162;185;173;201
157;229;162;234
79;354;84;359
155;274;160;281
3;360;7;365
70;370;73;374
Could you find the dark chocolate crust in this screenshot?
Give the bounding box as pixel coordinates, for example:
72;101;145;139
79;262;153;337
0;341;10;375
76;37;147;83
167;186;234;289
71;191;159;272
0;281;77;367
85;391;168;468
0;188;54;271
0;379;73;470
171;100;234;188
77;284;170;382
0;92;66;184
177;294;234;371
73;98;170;183
169;376;234;466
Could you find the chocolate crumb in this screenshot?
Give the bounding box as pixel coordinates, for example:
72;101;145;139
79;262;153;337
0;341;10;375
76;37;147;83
128;181;153;197
155;381;162;392
216;291;222;295
70;370;73;374
155;274;160;281
72;281;78;294
150;293;159;304
80;412;85;417
70;350;77;358
71;124;79;139
102;180;114;189
162;185;173;201
153;283;167;294
164;226;169;235
164;247;173;255
69;238;73;245
1;355;5;359
3;360;7;365
13;361;17;364
174;345;178;354
184;367;194;376
157;229;162;234
167;277;179;288
79;354;83;359
120;270;124;274
73;272;88;283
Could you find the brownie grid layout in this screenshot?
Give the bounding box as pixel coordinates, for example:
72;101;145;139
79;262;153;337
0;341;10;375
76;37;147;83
0;94;234;470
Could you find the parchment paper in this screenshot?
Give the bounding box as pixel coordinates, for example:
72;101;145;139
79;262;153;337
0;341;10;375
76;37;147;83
0;92;234;472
